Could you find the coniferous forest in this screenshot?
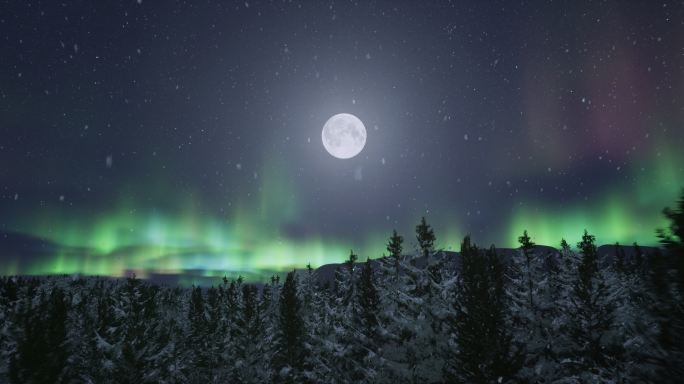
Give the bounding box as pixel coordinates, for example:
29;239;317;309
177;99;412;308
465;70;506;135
1;193;683;384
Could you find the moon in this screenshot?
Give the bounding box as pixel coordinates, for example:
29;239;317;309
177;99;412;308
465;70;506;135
321;113;367;159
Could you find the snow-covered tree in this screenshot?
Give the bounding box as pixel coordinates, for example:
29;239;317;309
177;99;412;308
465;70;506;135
507;230;559;380
445;237;522;383
415;217;435;259
561;230;623;382
272;271;311;383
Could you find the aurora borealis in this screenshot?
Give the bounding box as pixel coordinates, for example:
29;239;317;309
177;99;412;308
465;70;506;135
1;1;683;283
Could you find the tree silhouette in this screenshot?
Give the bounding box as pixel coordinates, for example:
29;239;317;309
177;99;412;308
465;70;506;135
445;236;521;383
518;230;537;315
567;230;620;379
359;258;379;330
387;229;404;258
415;217;436;259
658;189;684;254
653;190;684;380
273;271;309;383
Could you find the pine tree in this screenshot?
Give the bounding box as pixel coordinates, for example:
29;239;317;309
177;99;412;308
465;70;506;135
564;230;622;381
272;271;310;383
62;286;95;383
507;230;560;381
611;246;662;382
445;237;521;383
223;282;264;383
185;285;213;382
339;257;383;383
657;190;684;296
96;276;168;384
657;190;684;285
359;258;379;330
519;230;537;317
652;190;684;381
259;275;282;382
387;229;403;259
376;232;409;383
415;217;436;259
299;263;336;383
329;251;377;382
10;285;69;383
90;282;119;383
381;224;448;384
335;250;358;307
381;230;404;290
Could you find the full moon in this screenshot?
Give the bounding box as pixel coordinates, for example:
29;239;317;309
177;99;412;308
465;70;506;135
321;113;367;159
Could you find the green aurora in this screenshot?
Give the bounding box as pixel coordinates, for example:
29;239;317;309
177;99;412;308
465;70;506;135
2;143;682;283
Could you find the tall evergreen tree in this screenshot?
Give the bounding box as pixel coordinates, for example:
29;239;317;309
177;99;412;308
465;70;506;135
653;190;684;381
259;275;282;382
300;263;336;383
564;230;622;381
507;230;559;381
657;189;684;277
382;230;404;287
518;230;537;316
445;237;521;383
10;286;69;383
415;217;436;259
387;229;403;259
272;271;310;383
359;258;379;330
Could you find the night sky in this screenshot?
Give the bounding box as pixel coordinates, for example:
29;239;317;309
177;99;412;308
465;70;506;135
1;1;683;282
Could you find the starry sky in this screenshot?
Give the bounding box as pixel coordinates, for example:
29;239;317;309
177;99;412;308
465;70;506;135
1;1;683;282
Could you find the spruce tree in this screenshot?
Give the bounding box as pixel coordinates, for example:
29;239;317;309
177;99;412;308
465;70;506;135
387;229;403;259
359;258;379;330
565;230;621;381
335;250;358;307
300;263;336;383
329;251;378;382
259;275;282;382
345;258;383;382
518;230;537;316
508;230;559;381
10;286;69;383
653;190;684;381
657;190;684;279
445;237;521;383
272;271;309;383
383;230;404;285
415;217;436;259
